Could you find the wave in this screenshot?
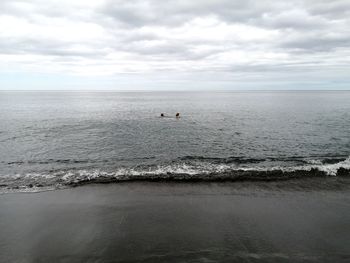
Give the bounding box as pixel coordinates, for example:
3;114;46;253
3;155;348;167
178;155;349;165
0;157;349;193
3;156;156;165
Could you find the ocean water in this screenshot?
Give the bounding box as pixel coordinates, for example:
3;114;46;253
0;91;349;192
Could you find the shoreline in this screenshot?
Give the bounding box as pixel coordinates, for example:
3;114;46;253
2;175;350;195
1;181;349;262
1;168;349;195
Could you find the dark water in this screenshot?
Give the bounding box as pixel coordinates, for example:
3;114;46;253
0;91;349;192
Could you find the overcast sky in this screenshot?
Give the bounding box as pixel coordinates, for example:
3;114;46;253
0;0;349;90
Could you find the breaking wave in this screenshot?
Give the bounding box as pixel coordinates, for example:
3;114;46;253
1;156;349;193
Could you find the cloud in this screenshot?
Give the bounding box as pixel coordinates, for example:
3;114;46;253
0;0;349;89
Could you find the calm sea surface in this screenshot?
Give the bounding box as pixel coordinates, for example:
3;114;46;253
0;91;349;192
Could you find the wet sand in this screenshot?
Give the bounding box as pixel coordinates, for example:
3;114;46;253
0;180;350;263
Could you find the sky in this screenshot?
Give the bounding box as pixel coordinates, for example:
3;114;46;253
0;0;349;90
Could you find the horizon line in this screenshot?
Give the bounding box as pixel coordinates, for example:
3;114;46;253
0;89;349;92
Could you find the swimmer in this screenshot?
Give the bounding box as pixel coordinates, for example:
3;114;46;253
160;113;165;117
176;112;180;118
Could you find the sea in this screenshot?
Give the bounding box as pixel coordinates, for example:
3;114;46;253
0;91;349;193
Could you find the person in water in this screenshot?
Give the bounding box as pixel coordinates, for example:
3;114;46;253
160;113;180;118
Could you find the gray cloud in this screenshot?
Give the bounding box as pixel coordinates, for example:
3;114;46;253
281;33;350;52
0;0;349;89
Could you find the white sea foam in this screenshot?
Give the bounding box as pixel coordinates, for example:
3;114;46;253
59;157;350;182
308;157;350;176
1;157;349;193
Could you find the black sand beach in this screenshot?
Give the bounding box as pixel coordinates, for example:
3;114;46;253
1;0;350;260
1;179;349;263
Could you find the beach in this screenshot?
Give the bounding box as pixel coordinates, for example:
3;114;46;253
1;179;349;262
1;0;350;261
